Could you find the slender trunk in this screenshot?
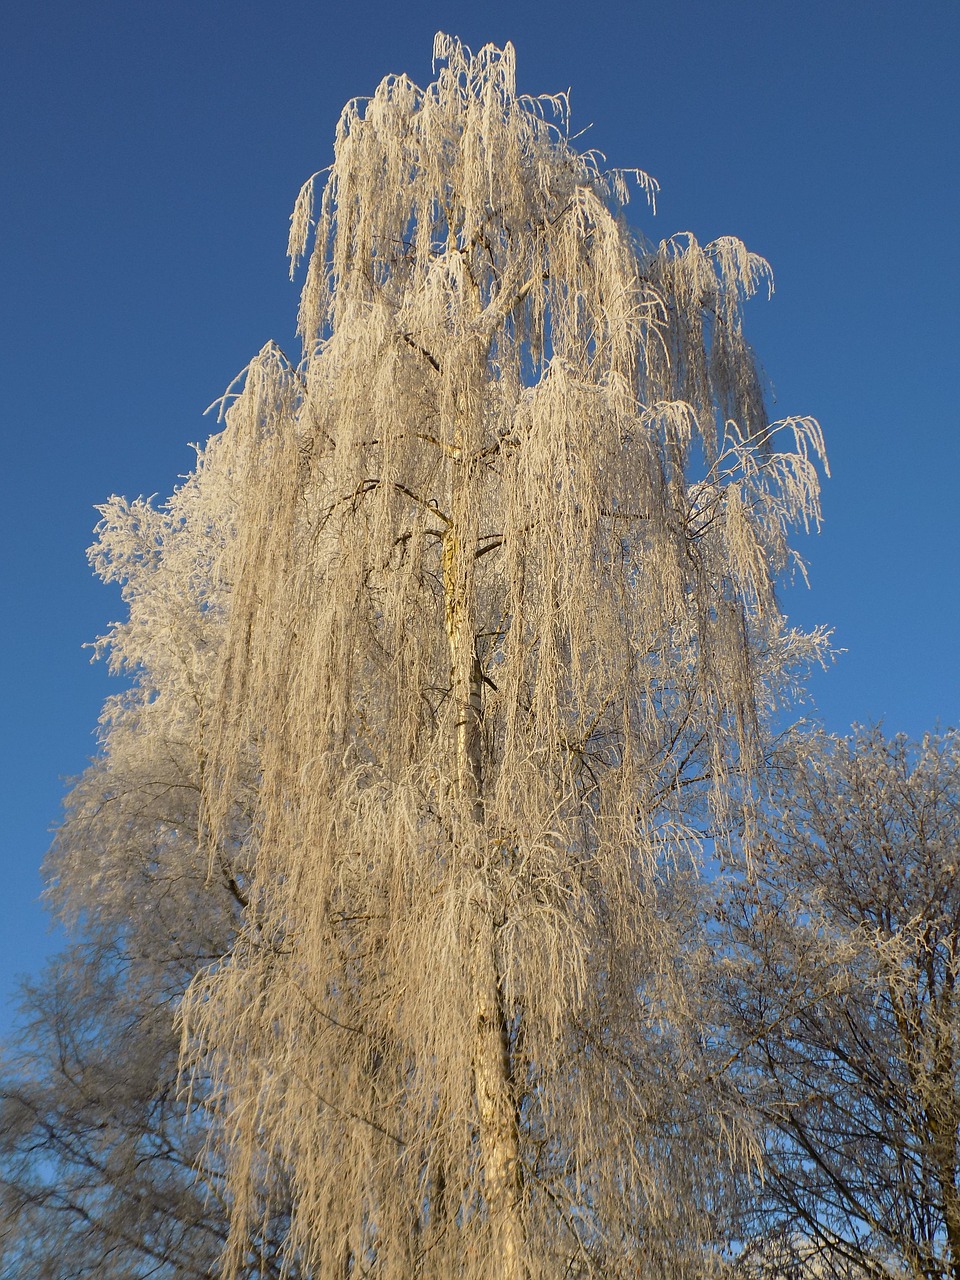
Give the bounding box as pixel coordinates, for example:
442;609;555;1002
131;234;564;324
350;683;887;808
443;527;484;826
442;503;524;1279
473;903;524;1277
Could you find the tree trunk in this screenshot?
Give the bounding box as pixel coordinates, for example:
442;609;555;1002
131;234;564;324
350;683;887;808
473;903;524;1277
442;506;525;1279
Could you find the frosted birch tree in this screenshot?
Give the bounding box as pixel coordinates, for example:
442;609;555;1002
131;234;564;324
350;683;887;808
11;32;828;1280
169;35;828;1279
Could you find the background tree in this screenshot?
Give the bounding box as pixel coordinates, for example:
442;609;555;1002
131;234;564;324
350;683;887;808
171;34;828;1280
0;463;301;1277
723;727;960;1280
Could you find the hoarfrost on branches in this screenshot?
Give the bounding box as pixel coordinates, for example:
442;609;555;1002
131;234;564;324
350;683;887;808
175;35;827;1280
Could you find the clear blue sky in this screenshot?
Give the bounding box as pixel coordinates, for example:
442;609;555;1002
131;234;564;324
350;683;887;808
2;0;958;1031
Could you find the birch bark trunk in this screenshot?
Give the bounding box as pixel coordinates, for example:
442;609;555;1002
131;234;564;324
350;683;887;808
442;475;525;1280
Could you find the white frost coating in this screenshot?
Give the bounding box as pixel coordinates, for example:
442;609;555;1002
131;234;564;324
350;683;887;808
164;34;831;1280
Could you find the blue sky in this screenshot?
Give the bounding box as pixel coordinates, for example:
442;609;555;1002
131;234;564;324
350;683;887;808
2;0;958;1032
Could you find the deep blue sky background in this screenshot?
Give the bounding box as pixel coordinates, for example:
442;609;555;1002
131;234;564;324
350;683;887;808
2;0;958;1032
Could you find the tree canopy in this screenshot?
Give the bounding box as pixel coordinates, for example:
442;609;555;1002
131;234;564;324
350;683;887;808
175;34;826;1280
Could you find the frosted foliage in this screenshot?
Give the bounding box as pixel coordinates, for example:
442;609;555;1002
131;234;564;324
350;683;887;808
0;441;280;1275
176;37;827;1280
51;442;250;966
